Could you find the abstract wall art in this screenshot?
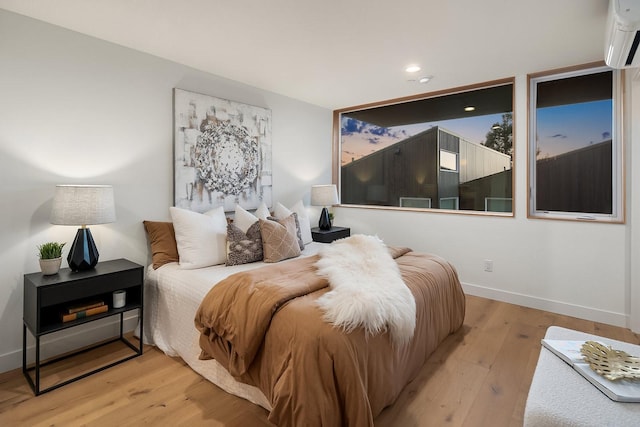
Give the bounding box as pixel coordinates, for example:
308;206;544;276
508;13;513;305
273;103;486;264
173;88;272;212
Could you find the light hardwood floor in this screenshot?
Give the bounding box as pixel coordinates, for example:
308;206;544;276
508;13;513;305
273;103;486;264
1;295;638;426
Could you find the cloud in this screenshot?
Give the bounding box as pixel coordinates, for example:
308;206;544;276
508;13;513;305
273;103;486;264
342;117;405;140
549;133;567;139
602;131;611;140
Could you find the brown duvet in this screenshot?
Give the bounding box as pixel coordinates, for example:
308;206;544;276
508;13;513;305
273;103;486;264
195;247;465;426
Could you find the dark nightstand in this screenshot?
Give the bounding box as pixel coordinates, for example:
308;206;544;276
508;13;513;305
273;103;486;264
311;226;351;243
23;258;144;395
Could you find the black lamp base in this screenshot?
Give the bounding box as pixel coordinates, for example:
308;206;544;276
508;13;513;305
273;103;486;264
67;227;99;271
318;207;332;230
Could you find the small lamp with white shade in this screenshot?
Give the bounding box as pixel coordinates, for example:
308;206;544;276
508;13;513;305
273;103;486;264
310;184;339;230
50;184;116;271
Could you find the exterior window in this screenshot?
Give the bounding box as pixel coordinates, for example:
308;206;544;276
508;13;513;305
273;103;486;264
528;65;623;222
399;197;431;208
440;150;458;171
337;79;514;214
439;197;459;210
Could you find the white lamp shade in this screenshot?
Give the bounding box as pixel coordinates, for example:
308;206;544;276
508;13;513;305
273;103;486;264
311;184;339;207
50;185;116;226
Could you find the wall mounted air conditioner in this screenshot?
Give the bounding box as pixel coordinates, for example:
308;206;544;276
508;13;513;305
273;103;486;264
605;0;640;68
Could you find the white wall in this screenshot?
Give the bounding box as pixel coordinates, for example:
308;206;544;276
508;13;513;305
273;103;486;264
335;73;638;330
629;71;640;333
0;10;332;373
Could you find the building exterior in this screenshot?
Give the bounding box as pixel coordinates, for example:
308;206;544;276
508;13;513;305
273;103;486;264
341;126;511;211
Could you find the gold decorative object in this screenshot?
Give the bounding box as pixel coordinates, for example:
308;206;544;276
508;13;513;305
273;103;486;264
580;341;640;381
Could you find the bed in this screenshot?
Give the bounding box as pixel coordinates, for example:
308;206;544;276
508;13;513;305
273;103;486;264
144;240;465;426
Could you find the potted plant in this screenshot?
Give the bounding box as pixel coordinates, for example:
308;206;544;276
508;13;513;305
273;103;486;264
38;242;65;275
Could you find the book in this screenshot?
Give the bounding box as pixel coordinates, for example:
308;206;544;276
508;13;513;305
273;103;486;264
61;304;108;322
541;339;640;403
67;300;104;314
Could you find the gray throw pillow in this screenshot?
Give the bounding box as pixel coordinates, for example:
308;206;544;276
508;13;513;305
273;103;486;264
226;221;263;266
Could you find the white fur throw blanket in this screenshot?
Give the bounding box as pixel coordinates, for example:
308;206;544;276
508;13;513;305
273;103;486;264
315;235;416;346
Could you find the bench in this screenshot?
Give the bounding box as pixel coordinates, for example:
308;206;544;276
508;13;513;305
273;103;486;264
524;326;640;426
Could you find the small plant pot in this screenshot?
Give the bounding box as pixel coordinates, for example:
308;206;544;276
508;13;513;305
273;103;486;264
40;257;62;275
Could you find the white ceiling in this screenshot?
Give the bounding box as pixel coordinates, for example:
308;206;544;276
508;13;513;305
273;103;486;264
0;0;610;109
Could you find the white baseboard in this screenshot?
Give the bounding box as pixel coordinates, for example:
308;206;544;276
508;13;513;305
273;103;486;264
462;282;629;328
0;314;139;375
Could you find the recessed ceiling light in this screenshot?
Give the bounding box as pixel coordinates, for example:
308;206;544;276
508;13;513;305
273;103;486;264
405;65;421;73
419;76;432;84
464;106;476;112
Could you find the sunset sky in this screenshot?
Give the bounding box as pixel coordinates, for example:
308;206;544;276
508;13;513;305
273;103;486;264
342;99;612;164
341;113;504;165
536;100;612;158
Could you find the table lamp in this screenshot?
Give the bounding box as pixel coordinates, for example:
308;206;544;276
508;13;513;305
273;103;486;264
50;185;116;271
311;184;339;230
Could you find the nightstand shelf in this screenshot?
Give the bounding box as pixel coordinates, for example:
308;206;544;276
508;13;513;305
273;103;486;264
311;226;351;243
23;258;144;395
38;304;140;335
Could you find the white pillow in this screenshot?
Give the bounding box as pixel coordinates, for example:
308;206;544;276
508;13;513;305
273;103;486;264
234;205;258;234
169;206;227;269
255;202;270;220
274;201;312;244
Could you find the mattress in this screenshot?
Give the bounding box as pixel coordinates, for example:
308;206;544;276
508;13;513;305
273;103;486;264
144;242;323;410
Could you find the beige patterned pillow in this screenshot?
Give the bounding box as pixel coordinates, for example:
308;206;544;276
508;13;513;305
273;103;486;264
268;212;304;250
226;222;263;266
259;215;302;263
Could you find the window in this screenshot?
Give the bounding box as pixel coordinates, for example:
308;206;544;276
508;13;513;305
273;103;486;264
439;197;459;210
336;79;514;214
528;65;623;222
440;150;458;171
399;197;432;208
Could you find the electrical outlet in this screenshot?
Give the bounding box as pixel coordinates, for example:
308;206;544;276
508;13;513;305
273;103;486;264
484;259;493;272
